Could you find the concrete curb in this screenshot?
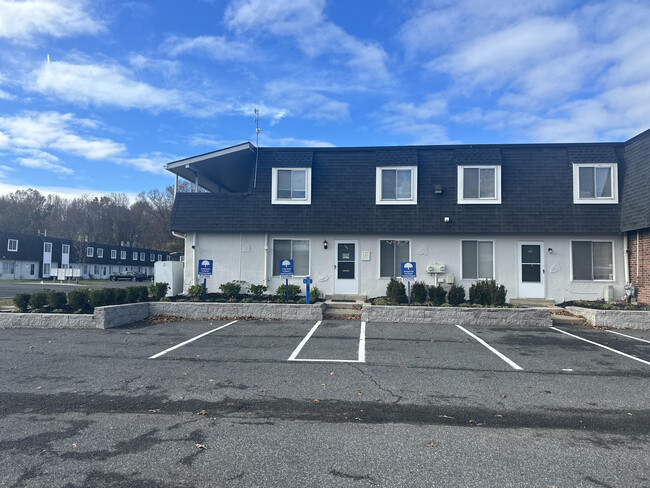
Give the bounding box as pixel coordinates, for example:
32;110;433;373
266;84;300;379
565;306;650;330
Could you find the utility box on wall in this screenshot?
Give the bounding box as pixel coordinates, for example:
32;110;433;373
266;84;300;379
154;261;184;296
426;263;446;273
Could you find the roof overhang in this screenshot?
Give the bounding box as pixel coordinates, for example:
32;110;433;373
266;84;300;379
165;142;256;193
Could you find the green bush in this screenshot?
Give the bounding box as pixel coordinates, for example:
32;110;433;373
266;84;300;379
138;286;149;302
29;291;48;310
103;288;117;306
429;285;447;306
149;282;169;301
114;288;127;304
14;293;31;312
309;286;322;301
411;281;427;303
468;280;507;306
276;284;301;301
297;297;307;304
386;277;407;304
373;297;388;305
447;284;466;306
89;289;106;308
46;290;67;310
219;281;241;299
249;284;267;298
67;289;90;311
188;284;204;301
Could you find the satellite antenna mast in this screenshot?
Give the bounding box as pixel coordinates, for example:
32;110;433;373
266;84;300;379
253;108;260;188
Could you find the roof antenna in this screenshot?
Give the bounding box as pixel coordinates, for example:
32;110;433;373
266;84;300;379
253;108;260;188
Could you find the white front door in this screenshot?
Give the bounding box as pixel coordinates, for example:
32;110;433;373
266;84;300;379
518;242;545;298
334;240;358;294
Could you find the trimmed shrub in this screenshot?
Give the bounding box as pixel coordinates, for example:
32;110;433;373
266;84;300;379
46;290;67;310
149;282;169;301
373;297;389;305
447;284;466;306
137;286;149;302
67;289;90;312
103;288;117;306
429;285;447;306
114;288;127;304
309;286;322;301
14;293;31;312
220;281;241;299
29;291;48;310
386;277;407;305
89;289;106;308
276;284;301;301
125;286;143;303
188;284;204;301
469;280;508;306
411;281;427;303
249;284;267;298
492;283;507;306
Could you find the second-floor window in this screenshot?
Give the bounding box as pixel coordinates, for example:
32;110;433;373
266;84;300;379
271;168;311;204
97;248;103;258
376;167;417;204
111;250;117;259
150;253;155;262
7;239;18;252
140;252;145;261
44;242;52;253
573;163;618;204
133;251;138;260
121;250;127;260
62;244;70;254
87;247;94;257
458;166;501;204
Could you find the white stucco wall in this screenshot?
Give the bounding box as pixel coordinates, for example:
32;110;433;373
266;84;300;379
184;232;626;302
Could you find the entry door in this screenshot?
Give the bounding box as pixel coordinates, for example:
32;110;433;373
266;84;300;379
334;241;358;294
518;242;545;298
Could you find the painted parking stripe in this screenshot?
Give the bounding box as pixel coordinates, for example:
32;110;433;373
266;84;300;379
148;320;238;359
550;326;650;367
455;325;524;371
606;330;650;344
288;321;366;363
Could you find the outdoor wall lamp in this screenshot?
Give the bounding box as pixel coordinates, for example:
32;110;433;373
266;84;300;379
323;240;328;249
547;248;553;254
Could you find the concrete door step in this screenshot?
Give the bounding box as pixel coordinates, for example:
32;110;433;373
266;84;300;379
511;298;557;308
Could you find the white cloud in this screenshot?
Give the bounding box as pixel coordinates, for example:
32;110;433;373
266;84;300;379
378;95;453;144
264;80;349;122
259;134;335;147
0;88;14;100
224;0;390;82
164;35;251;60
0;0;104;41
0;182;139;201
118;152;175;175
29;59;189;112
0;111;125;160
18;151;74;175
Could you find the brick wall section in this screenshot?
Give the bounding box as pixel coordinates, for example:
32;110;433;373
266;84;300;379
628;228;650;304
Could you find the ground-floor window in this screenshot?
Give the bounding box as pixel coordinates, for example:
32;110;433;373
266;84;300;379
379;240;410;277
572;241;613;280
461;240;494;279
273;239;310;276
43;263;50;275
3;262;15;274
83;265;88;275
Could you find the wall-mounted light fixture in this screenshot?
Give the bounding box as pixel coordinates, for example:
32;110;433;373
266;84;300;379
444;217;450;223
547;247;553;254
323;240;328;250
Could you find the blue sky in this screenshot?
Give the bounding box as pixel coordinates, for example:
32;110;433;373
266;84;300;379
1;0;649;199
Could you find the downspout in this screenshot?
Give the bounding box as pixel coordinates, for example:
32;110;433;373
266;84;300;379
263;233;269;287
637;230;640;278
623;232;630;285
192;232;197;286
239;233;243;281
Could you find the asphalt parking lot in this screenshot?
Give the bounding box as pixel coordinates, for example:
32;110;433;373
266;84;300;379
1;319;649;487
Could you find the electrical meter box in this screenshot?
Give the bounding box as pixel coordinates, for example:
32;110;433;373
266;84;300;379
426;263;446;273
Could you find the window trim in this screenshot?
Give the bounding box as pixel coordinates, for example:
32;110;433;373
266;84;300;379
460;239;495;280
133;251;138;260
457;166;501;204
378;238;412;279
140;252;145;261
62;244;70;254
150;253;155;262
271;238;311;277
121;250;127;260
87;247;94;257
7;239;18;252
570;240;615;282
375;166;418;205
158;254;162;261
44;242;52;253
111;249;117;259
97;248;103;258
572;163;618;204
271;167;312;205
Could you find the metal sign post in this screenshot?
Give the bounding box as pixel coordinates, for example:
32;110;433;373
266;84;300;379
197;259;213;302
303;277;313;304
401;262;417;306
279;260;294;303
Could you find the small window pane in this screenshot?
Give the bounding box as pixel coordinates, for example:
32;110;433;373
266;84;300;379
479;168;495;199
463;168;479;199
572;241;592;280
595;167;612;198
462;241;478;279
292;240;309;275
593;242;613;280
380;240;394;277
395;241;410;276
579;167;595;199
477;241;493;279
381;170;397;200
277;170;292;199
292;170;306;199
396;170;412;199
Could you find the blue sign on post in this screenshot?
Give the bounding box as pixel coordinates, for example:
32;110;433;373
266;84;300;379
198;259;213;277
303;277;313;304
401;262;416;306
279;260;294;277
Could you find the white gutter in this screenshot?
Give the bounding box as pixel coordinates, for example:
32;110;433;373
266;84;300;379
192;232;197;286
623;232;630;285
637;231;640;278
263;233;269;287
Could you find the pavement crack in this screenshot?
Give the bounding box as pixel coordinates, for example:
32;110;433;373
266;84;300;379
351;364;403;404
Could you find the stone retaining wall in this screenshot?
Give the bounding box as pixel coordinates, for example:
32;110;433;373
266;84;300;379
149;302;326;322
0;312;97;329
565;306;650;330
361;304;552;327
96;303;151;329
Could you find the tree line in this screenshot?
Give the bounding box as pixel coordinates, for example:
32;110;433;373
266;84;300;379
0;184;190;253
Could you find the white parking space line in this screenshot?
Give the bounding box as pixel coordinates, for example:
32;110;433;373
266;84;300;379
148;320;238;359
550;327;650;367
455;325;524;371
288;321;366;363
606;330;650;344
